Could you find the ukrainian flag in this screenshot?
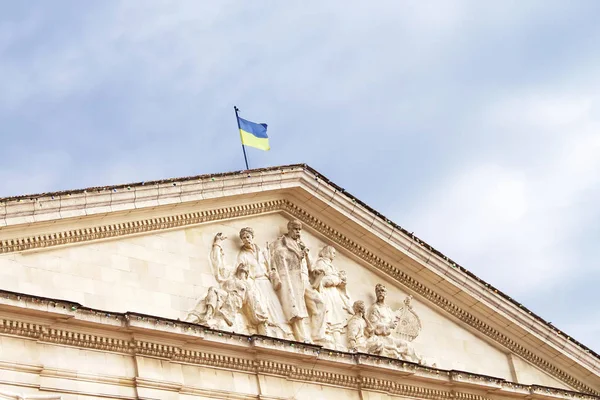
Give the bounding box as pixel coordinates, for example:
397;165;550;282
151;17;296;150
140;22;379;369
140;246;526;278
238;117;270;151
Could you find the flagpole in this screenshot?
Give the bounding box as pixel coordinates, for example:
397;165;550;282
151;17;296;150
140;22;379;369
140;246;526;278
234;106;250;170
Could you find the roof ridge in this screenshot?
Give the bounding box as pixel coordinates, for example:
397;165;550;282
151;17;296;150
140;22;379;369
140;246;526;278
0;163;308;203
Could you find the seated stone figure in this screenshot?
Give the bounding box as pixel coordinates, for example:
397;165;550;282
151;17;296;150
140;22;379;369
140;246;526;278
365;284;422;362
186;263;268;332
346;300;367;352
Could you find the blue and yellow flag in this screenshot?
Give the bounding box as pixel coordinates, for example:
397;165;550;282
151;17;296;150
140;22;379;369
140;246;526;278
238;117;270;151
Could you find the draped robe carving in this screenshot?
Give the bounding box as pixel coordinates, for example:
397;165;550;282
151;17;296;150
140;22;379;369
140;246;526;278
270;234;309;322
365;284;423;363
269;219;326;342
183;220;431;363
186;263;267;332
185;234;268;333
237;227;292;339
311;246;353;349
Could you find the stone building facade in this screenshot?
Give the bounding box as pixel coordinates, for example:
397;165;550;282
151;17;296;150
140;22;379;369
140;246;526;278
0;164;597;400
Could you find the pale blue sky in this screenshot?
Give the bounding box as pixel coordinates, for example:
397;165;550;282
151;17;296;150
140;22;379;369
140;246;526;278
0;1;598;352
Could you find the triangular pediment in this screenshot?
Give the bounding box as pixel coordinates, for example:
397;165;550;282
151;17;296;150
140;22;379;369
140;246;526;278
0;165;598;395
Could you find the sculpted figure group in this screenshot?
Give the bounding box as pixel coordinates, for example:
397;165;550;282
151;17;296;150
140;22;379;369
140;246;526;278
186;219;426;363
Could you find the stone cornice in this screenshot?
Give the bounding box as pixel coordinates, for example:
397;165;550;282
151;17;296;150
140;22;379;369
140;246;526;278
0;199;286;253
0;390;61;400
0;309;597;400
0;165;305;227
0;295;598;400
0;194;597;394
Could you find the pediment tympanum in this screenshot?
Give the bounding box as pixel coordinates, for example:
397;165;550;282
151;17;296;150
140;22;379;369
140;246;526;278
0;165;598;398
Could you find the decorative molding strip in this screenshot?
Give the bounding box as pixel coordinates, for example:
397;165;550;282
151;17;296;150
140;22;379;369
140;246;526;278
0;391;61;400
179;384;259;400
361;376;459;400
0;316;597;400
0;199;596;395
453;392;490;400
0;361;43;375
0;199;286;254
0;318;133;354
173;348;255;372
286;363;360;389
40;368;135;388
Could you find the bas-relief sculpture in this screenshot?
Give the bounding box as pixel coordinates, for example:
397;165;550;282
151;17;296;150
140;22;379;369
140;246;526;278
238;227;292;338
186;219;429;364
268;219;314;342
364;284;423;363
311;245;353;349
346;300;367;352
186;261;269;333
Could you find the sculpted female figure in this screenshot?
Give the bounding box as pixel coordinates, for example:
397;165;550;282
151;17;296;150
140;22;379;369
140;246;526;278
185;263;268;333
237;227;292;339
311;245;353;349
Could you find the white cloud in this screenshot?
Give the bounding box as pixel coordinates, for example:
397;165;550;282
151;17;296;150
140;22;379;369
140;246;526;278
405;91;600;297
0;150;73;195
1;0;598;351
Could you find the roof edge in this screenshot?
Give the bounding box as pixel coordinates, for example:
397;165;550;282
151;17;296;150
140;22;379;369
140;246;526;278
0;163;308;203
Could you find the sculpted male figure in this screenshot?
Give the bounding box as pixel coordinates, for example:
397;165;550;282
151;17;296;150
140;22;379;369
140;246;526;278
269;219;312;341
365;283;412;359
346;300;367;352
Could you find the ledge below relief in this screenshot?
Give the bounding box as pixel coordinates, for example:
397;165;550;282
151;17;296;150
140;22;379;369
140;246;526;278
0;293;597;400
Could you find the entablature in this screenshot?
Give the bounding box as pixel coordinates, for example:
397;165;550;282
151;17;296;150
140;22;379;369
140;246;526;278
0;291;597;400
